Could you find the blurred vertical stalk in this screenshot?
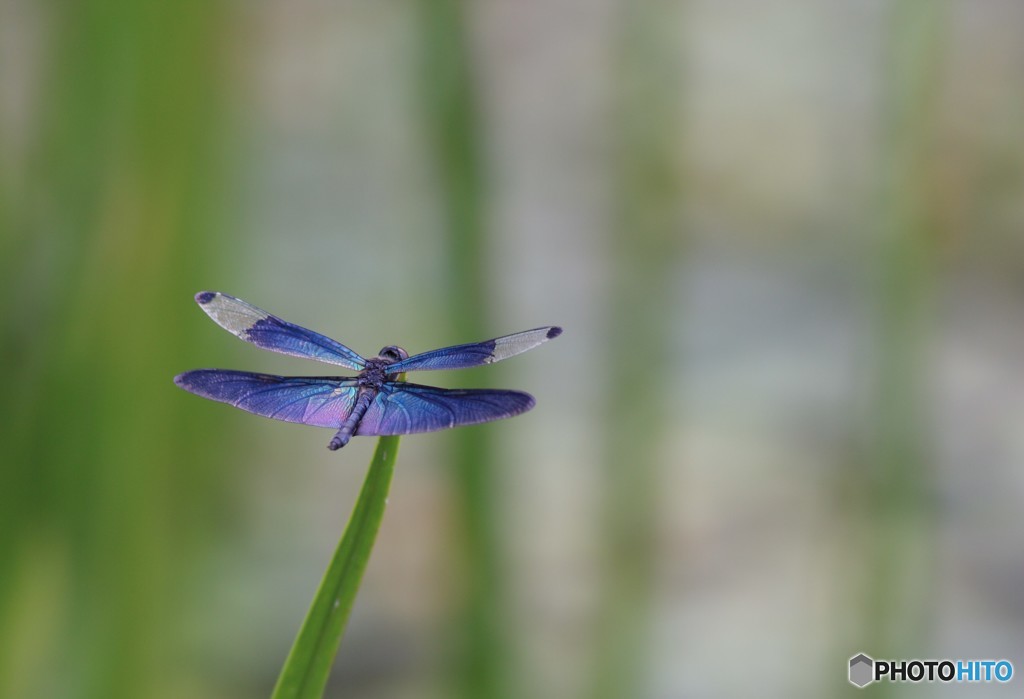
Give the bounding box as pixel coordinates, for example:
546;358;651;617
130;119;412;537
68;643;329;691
588;2;685;699
856;0;947;682
416;2;507;698
0;2;230;698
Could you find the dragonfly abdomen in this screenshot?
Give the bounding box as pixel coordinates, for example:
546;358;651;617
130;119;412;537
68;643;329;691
328;389;376;450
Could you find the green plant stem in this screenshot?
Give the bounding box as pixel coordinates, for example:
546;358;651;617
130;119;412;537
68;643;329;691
271;435;401;699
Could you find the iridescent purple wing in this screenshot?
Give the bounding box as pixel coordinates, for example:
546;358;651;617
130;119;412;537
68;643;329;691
194;292;366;370
174;370;359;427
385;326;562;374
354;382;536;436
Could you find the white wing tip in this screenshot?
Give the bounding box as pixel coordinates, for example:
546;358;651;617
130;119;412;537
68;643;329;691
195;290;220;305
194;291;268;335
490;325;563;361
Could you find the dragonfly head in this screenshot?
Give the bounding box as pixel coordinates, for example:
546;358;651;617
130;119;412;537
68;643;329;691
378;345;409;363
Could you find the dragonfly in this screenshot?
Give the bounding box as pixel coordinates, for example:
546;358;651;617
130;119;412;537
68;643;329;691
174;292;561;450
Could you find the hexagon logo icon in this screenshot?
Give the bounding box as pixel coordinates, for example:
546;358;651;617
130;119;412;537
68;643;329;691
849;653;874;688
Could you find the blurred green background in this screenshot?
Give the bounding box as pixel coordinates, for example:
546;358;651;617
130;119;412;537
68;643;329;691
2;1;1024;697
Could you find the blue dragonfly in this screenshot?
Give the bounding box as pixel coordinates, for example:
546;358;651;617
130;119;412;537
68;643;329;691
175;292;561;450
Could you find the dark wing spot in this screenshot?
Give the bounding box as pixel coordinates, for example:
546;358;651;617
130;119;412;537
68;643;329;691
195;291;217;304
546;326;563;339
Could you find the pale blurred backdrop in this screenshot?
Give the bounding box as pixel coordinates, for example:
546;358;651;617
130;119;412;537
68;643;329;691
2;1;1024;698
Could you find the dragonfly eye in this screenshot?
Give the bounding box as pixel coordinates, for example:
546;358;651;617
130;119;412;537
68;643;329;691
379;345;409;362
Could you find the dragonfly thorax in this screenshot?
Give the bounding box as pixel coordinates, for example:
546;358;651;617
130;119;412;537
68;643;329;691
358;359;390;388
357;347;409;389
